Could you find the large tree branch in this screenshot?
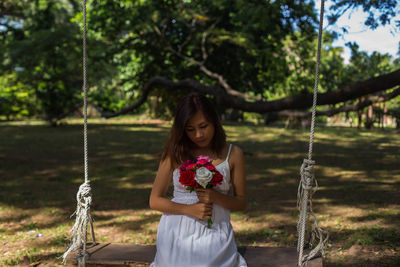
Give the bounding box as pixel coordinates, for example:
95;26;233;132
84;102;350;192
201;18;220;62
88;68;400;119
227;69;400;112
278;86;400;118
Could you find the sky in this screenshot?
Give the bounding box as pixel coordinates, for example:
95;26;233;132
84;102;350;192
315;0;400;63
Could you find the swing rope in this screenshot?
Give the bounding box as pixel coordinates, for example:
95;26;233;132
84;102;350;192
297;0;329;266
62;0;96;265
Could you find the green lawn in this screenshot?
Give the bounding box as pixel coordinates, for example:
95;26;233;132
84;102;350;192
1;117;399;266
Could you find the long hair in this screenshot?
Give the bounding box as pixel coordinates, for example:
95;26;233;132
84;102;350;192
161;92;226;167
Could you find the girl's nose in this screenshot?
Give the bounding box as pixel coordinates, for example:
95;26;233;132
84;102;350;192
196;130;203;138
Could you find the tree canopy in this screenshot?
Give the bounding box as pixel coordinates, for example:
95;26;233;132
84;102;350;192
1;0;399;126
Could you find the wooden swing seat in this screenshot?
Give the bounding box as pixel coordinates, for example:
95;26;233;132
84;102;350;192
66;243;322;266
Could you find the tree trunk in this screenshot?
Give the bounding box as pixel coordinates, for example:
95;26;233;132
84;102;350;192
357;110;362;129
365;105;373;129
383;103;387;129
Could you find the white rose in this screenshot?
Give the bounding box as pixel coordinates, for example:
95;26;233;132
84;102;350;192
195;167;213;188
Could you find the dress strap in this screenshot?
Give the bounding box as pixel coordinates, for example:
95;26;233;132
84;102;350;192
225;144;232;162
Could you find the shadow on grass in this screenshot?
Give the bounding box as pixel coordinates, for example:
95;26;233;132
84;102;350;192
348;211;400;228
326;225;400;249
1;123;399;214
97;213;160;232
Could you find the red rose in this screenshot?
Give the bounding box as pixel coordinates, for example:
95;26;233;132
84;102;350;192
180;160;192;171
210;171;223;186
187;163;197;170
179;169;196;187
205;164;215;171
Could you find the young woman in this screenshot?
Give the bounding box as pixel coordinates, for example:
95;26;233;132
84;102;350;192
149;92;247;266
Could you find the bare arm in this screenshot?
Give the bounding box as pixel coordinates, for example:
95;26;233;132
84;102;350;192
149;157;213;220
196;145;247;211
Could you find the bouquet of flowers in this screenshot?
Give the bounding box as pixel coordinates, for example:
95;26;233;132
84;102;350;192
179;155;223;227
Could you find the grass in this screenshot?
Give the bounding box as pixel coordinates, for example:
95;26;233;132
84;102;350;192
0;117;399;266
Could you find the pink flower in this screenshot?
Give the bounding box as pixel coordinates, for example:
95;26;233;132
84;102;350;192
196;159;209;165
197;155;211;162
196;155;212;165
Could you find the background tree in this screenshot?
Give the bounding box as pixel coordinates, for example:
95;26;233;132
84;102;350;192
0;72;36;120
1;0;399;126
1;0;83;125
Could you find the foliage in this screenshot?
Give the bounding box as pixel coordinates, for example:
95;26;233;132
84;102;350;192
344;43;400;128
0;72;36;120
279;31;346;97
87;0;317;101
345;42;396;80
0;0;399;125
327;0;399;30
1;0;84;125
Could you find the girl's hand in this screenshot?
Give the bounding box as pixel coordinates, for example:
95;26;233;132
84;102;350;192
195;188;215;204
187;202;213;220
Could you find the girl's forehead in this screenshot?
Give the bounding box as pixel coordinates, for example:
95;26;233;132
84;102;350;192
186;112;209;126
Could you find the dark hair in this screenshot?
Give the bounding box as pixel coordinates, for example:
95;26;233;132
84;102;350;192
161;92;226;167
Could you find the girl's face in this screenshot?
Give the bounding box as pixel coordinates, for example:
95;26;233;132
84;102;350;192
185;111;215;149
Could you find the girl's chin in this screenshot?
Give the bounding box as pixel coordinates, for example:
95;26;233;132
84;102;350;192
195;141;211;148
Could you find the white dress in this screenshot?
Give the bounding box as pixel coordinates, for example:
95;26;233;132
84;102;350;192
150;144;247;267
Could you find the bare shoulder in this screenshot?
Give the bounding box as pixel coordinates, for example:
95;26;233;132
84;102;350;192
231;144;244;157
229;144;245;167
158;155;176;174
228;144;246;188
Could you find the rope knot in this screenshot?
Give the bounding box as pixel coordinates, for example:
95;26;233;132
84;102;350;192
62;181;95;265
300;159;315;190
77;181;92;208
